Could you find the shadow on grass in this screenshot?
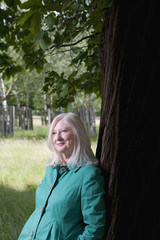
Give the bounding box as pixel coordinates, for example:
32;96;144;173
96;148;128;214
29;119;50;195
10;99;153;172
0;183;37;240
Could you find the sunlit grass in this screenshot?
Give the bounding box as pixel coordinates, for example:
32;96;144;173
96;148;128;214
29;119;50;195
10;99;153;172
0;138;50;240
0;139;49;190
13;125;49;140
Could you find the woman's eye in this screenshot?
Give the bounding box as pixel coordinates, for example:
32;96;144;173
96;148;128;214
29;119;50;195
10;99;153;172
61;129;67;133
52;132;56;135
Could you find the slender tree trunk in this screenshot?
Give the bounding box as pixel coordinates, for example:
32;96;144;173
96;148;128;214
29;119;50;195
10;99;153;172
89;94;97;137
0;73;8;135
97;1;160;239
43;94;48;125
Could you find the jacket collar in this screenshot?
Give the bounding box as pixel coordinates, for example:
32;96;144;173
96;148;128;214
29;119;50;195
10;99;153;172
69;165;81;172
53;164;81;173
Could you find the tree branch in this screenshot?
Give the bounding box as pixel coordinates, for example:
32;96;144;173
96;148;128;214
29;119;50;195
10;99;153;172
2;90;24;101
5;80;13;98
75;0;81;19
87;0;98;12
32;33;100;64
46;33;98;51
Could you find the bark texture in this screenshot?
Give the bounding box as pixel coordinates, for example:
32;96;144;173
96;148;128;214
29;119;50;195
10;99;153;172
97;1;160;239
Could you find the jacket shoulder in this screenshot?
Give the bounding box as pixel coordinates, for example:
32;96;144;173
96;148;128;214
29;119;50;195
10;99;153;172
79;164;102;178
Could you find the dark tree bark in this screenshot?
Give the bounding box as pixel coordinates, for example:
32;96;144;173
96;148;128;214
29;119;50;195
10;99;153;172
97;1;160;239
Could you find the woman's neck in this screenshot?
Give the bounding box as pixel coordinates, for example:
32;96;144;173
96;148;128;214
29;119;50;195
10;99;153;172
61;154;71;165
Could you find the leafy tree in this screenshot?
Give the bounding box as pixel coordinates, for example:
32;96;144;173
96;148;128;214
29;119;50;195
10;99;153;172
1;0;106;110
0;0;24;77
16;0;107;108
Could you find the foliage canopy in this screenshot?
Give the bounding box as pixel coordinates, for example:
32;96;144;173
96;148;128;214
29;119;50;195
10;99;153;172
0;0;108;108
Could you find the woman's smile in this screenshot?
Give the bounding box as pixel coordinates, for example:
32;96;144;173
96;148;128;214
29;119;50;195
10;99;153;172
57;142;65;146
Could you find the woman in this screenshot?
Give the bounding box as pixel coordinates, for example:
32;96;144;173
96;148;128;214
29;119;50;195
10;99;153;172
18;112;106;240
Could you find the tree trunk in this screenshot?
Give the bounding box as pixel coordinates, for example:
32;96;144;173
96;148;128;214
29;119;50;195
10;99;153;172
0;73;8;135
42;94;48;125
97;1;160;239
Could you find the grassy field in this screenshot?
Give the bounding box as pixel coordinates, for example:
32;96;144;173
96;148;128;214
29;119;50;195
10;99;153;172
0;124;98;240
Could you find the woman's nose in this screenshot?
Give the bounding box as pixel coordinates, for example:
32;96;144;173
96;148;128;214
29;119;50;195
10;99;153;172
57;131;62;139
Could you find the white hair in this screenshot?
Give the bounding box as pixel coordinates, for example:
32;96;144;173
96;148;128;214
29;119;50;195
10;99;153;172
47;112;99;167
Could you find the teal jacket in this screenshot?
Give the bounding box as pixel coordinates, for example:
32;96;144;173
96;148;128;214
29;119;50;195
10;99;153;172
18;164;106;240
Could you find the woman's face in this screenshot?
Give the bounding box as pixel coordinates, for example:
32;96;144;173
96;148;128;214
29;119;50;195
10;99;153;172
52;120;74;160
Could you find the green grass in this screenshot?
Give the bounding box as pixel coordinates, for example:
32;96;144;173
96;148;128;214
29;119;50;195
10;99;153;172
13;125;49;140
0;138;49;240
0;184;35;240
0;125;98;240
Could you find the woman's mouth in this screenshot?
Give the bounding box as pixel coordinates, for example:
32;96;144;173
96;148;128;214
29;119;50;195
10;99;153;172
57;142;65;146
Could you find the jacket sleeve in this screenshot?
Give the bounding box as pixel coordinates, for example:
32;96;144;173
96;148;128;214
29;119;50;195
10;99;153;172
77;166;106;240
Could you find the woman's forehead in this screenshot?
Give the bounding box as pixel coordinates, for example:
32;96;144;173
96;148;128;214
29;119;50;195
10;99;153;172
53;120;70;130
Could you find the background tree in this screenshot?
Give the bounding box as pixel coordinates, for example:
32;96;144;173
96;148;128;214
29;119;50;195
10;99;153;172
0;0;106;116
1;0;103;112
15;0;106;108
0;0;25;77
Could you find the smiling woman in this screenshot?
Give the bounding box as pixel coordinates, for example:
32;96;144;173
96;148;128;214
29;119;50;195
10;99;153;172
18;112;106;240
52;121;74;165
47;112;99;168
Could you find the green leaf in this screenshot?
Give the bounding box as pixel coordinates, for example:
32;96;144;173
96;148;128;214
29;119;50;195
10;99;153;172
31;12;41;35
68;70;78;79
48;70;61;79
44;3;62;12
17;10;35;25
21;0;42;9
35;31;44;40
0;41;7;51
13;0;21;10
20;32;34;44
54;32;62;45
70;51;88;65
43;32;51;45
71;48;82;54
81;0;85;6
70;3;84;11
44;13;56;30
60;84;68;97
38;38;48;50
62;0;74;11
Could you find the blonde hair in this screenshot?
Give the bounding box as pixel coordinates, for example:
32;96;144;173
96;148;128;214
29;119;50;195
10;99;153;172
47;112;99;167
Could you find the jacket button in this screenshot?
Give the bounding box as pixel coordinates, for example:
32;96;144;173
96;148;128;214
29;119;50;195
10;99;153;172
40;206;43;212
61;167;67;172
30;231;33;237
49;184;52;189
